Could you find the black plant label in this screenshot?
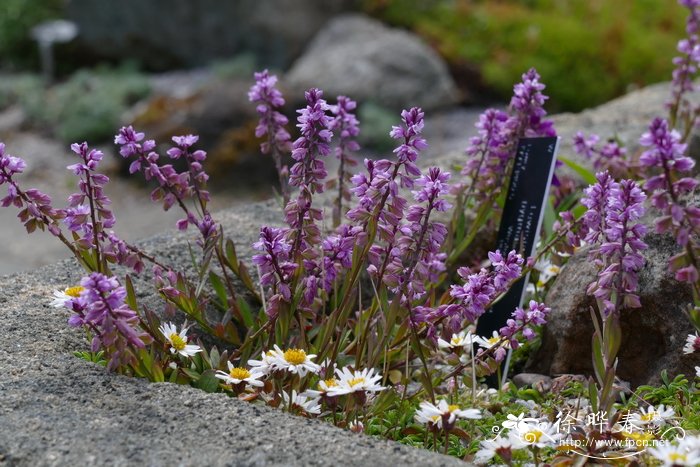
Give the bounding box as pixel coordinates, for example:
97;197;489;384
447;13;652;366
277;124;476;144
477;136;560;339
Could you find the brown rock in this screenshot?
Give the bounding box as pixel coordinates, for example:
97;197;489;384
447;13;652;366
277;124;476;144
527;232;699;388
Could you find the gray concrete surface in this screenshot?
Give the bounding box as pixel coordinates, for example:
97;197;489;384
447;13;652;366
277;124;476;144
0;201;463;467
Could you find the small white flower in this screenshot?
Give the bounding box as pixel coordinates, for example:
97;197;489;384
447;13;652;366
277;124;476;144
474;331;507;349
696;366;700;379
283;390;321;415
684;333;699;354
437;329;475;350
305;378;340;398
215;361;264;388
474;433;525;464
414;400;481;430
328;367;385;396
269;345;321;377
628;404;675;428
649;442;700;466
513;420;562;448
50;286;84;308
247;348;281;375
158;322;202;357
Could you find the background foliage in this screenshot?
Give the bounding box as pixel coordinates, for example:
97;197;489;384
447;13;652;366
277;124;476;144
364;0;687;111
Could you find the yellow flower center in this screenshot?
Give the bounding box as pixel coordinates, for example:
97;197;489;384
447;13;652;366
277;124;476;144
641;411;657;422
283;348;307;365
322;378;338;388
669;453;687;462
526;430;544;443
229;367;251;380
487;336;499;346
348;377;365;387
447;404;460;412
451;336;461;345
65;286;85;297
430;415;440;423
169;333;186;351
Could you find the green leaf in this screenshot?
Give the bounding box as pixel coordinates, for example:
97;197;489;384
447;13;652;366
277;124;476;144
208;271;228;309
560;156;596;185
195;369;221;393
124;275;138;311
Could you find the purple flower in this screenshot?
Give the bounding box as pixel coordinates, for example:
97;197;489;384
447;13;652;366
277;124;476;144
390;107;427;183
583;176;647;315
70;272;148;370
508;68;556;138
581;171;617;245
329;95;360;225
252;226;297;317
489;250;524;291
639;117;699;283
248;70;292;202
289;88;333;193
499;300;551;349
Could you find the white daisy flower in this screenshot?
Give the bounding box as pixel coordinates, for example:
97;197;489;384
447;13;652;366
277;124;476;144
513;420;562;448
50;286;84;308
282;390;321;415
269;345;321;377
328;367;385;396
304;378;340;398
474;331;508;349
414;399;482;430
158;322;202;357
247;348;281;376
437;329;475;351
649;442;700;466
628;404;675;428
474;433;525;464
215;361;264;388
684;333;699;354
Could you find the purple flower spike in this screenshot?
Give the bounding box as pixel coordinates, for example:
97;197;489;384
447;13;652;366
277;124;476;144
289;88;333;193
252;226;297;317
249;69;292;202
69;272;149;370
509;68;556;138
583;175;647;315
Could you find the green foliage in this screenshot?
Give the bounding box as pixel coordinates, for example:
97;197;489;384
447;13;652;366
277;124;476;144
0;0;64;69
364;0;686;111
74;350;107;366
0;73;43;110
21;66;151;143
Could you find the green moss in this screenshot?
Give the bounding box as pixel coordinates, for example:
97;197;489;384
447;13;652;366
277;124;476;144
364;0;687;111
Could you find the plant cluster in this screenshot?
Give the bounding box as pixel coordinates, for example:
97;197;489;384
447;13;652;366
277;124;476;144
2;1;700;465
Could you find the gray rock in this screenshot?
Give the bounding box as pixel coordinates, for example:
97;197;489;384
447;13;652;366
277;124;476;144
551;81;700;171
66;0;353;70
0;201;462;466
286;14;459;112
526;232;699;388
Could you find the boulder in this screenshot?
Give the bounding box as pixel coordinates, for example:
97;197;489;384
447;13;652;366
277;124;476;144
551;81;700;174
66;0;353;70
0;201;462;466
526;232;698;387
286;14;459;111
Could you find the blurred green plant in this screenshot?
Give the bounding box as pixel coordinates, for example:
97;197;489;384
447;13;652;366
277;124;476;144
18;66;151;143
364;0;686;111
0;0;65;69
